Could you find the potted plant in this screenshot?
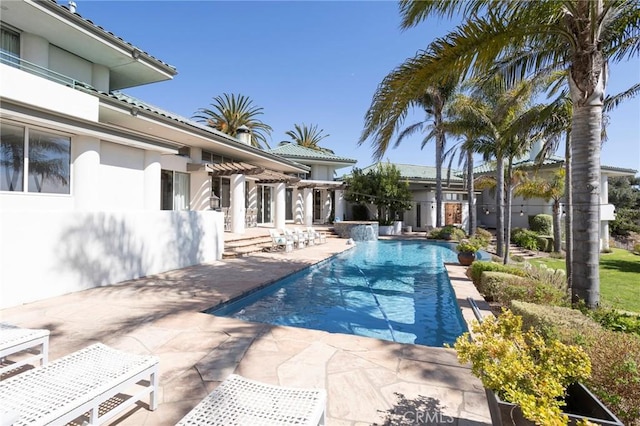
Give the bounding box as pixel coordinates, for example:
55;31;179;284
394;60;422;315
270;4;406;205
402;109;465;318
453;310;623;426
456;240;480;266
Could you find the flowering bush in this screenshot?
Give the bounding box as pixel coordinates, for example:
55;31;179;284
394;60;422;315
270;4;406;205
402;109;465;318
453;310;591;425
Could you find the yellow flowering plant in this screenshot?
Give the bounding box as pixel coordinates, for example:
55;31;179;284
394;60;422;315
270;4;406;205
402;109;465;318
453;309;592;426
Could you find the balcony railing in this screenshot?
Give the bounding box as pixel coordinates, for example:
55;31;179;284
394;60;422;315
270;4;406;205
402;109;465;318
0;50;91;90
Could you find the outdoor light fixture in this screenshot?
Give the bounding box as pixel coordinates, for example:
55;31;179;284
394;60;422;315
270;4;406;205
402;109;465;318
210;193;221;211
519;204;524;216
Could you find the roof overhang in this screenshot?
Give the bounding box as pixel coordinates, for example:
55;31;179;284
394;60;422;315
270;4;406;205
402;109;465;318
1;98;180;154
190;162;301;184
1;0;176;89
294;179;346;190
94;94;310;174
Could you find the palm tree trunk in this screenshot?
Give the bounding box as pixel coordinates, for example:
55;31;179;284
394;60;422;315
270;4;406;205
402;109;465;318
565;132;573;296
552;200;562;252
570;95;603;308
466;148;476;235
435;132;444;228
503;158;513;264
495;155;505;257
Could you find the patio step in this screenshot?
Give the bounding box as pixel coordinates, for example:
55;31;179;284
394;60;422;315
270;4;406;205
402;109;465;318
223;235;273;259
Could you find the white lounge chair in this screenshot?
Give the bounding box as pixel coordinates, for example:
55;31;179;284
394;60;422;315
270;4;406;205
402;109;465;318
295;227;313;246
307;227;327;244
269;229;293;252
176;374;326;426
283;229;305;249
0;323;49;376
0;343;158;425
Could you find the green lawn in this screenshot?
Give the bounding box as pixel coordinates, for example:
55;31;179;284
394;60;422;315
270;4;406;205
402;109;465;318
529;248;640;313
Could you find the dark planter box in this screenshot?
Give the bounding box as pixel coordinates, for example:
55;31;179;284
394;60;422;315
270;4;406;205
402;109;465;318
485;383;623;426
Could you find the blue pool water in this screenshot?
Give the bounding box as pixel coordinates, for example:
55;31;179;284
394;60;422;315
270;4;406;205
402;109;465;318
208;240;469;347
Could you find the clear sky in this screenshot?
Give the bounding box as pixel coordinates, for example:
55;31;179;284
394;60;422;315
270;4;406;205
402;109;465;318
77;1;639;174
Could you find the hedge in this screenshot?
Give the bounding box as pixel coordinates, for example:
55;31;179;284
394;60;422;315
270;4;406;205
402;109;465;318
529;214;553;235
468;261;527;286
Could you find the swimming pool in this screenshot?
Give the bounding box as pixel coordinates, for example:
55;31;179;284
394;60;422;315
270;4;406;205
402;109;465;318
208;240;469;347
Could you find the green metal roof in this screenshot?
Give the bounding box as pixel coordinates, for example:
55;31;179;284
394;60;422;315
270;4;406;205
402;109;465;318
474;155;636;175
268;143;357;164
356;163;464;181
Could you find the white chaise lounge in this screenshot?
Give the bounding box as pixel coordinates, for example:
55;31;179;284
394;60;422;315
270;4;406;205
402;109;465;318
176;374;326;426
0;343;158;425
0;323;49;376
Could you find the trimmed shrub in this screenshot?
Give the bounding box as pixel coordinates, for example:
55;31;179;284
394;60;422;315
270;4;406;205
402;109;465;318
468;261;527;286
428;225;466;241
512;229;541;250
479;271;526;301
480;274;568;306
522;262;568;295
588;307;640;336
510;301;596;342
583;329;640;425
510;301;640;425
549;251;566;259
529;214;553;235
474;228;493;246
535;235;554;252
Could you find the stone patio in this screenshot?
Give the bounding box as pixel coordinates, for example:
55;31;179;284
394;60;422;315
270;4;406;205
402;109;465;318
0;233;493;425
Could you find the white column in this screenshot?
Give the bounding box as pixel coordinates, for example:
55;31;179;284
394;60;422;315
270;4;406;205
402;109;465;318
143;151;161;210
334;189;345;222
322;190;331;224
247;180;257;210
304;188;313;226
274;183;286;230
600;174;609;204
72;136;100;210
230;174;245;234
601;221;610;251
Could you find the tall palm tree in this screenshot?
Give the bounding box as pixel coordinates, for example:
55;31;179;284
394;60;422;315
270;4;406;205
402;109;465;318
441;94;487;236
396;0;639;306
516;169;566;253
360;72;457;228
193;93;272;149
285;123;333;153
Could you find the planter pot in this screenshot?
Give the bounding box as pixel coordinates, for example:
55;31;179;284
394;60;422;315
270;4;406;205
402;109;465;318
379;225;394;236
457;252;476;266
485;383;623;426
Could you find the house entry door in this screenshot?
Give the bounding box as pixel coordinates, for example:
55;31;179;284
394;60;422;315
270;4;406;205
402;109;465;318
445;203;462;225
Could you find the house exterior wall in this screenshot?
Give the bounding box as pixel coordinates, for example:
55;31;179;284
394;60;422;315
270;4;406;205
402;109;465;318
0;63;99;121
99;141;146;210
310;164;333;181
0;209;224;309
49;44;93;85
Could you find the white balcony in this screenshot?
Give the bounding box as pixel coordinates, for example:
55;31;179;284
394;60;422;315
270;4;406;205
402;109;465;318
601;203;616;221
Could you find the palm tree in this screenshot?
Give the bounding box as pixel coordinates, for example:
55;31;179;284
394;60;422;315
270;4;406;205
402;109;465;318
193;93;273;149
396;0;640;306
360;72;457;228
285;123;333;153
516;169;566;253
440;94;487;236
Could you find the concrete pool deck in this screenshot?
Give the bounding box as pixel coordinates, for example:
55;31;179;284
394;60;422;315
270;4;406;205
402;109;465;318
0;233;493;425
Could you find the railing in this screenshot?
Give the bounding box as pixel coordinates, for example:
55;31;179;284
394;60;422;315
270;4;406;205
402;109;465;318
0;50;91;90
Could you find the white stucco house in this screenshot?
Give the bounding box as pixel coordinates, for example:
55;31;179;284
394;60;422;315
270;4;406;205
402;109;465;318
0;0;349;308
475;148;637;250
267;142;356;225
341;163;475;232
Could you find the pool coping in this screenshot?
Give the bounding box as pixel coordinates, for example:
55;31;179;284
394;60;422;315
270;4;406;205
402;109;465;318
0;237;493;425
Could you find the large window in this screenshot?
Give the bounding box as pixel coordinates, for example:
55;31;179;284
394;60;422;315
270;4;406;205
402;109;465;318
1;26;20;65
1;123;71;194
161;170;190;210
